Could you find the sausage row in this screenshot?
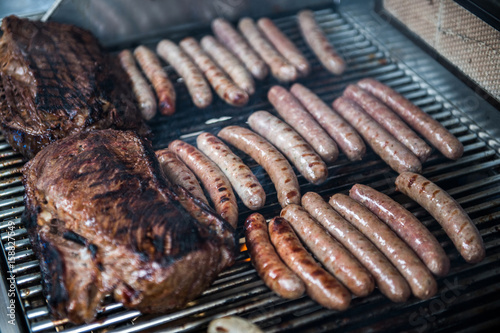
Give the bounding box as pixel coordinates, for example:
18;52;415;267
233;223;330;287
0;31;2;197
333;79;464;171
244;178;484;310
120;10;348;115
155;76;466;226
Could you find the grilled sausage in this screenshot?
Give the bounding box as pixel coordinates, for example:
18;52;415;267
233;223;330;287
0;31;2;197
245;213;305;299
218;126;300;207
395;172;485;264
329;194;437;299
168;140;238;227
269;217;351;310
268;86;339;163
332;97;422;174
180;37;249;107
290;83;366;161
350;184;450;276
358;78;464;160
118;50;157;120
201;35;255;95
133;45;176;116
344;84;432;162
248;111;327;185
155;148;209;205
238;18;297;82
281;204;374;297
157;39;212;108
197;132;265;210
257;17;310;77
212;18;268;80
301;192;410;302
297;10;345;75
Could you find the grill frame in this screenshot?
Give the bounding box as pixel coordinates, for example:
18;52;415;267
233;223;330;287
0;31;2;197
1;2;500;332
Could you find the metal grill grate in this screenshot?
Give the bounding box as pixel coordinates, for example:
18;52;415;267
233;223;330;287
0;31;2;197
1;4;500;333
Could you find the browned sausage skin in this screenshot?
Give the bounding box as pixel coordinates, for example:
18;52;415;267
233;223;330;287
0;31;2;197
168;140;238;228
350;184;450;276
332;97;422;174
301;192;410;302
244;213;305;299
248;111;328;185
344;84;432;162
218;126;300;207
268;85;339;163
155;148;209;205
157;39;213;109
281;204;374;297
329;194;438;300
257;17;310;76
238;18;297;82
180;37;249;107
297;10;346;75
269;217;351;310
197;132;265;210
212;18;268;80
134;45;176;116
395;172;485;264
358;78;464;160
118;49;157;120
201;35;255;95
290;83;366;161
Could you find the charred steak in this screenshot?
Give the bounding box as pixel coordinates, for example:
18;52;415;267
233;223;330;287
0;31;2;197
0;16;148;159
22;129;236;324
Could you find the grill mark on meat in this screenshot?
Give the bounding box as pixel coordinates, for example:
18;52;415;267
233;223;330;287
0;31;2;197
37;234;69;309
62;231;87;246
88;243;98;259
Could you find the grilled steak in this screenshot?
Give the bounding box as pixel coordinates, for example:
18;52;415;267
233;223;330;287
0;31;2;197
0;16;148;159
22;129;236;324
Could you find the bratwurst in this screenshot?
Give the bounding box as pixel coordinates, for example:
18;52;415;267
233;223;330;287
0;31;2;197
395;172;485;264
244;213;305;299
218;126;300;207
357;78;464;160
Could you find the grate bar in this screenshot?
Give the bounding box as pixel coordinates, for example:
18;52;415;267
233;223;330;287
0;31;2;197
4;237;31;251
20;284;43;299
0;142;11;151
0;196;24;208
11;248;33;261
1;227;27;241
0;217;21;230
0;206;24;220
0;157;24;169
0;186;25;198
27;306;49;320
11;260;39;275
0;176;22;189
0;150;18;159
0;166;23;178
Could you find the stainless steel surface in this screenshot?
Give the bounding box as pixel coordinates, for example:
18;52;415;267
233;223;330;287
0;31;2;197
40;0;64;22
44;0;333;47
0;0;53;21
1;2;500;332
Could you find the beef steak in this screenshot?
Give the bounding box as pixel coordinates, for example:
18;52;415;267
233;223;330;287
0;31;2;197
0;16;148;159
22;129;236;323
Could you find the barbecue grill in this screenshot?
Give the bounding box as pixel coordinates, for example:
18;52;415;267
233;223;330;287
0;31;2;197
1;0;500;332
